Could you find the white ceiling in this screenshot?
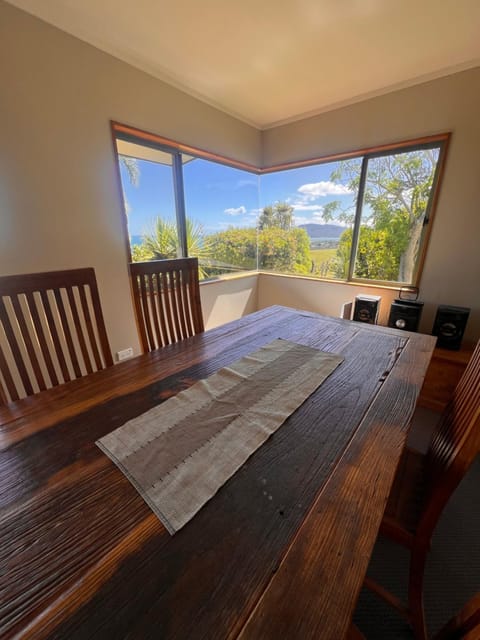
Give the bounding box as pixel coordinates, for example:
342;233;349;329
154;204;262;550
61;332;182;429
7;0;480;129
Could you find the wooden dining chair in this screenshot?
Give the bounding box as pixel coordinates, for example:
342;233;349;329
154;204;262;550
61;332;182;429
0;268;113;404
364;340;480;640
129;258;204;353
351;591;480;639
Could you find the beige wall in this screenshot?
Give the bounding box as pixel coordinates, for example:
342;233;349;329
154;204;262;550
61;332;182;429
1;1;479;358
0;1;261;357
257;274;398;326
264;68;480;340
201;275;258;330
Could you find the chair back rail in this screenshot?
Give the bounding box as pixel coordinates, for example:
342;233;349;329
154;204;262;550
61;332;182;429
0;268;113;404
129;258;204;353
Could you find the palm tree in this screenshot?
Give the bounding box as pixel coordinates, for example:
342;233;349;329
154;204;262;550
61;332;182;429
118;156;139;215
133;216;213;279
141;218;179;259
119;156;140;186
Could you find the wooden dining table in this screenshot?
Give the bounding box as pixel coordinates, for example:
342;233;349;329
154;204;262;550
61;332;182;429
0;305;436;640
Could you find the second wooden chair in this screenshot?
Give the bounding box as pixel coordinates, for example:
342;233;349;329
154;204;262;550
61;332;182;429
129;258;204;353
364;341;480;640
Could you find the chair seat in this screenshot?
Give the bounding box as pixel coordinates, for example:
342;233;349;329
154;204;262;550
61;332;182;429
380;447;428;543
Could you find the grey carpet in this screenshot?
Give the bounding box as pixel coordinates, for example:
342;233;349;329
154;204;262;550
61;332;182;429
353;408;480;638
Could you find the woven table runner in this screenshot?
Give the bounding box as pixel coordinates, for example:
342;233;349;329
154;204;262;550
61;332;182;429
97;339;343;534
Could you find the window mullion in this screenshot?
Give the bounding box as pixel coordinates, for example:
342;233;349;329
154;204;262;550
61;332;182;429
347;156;369;281
172;152;188;257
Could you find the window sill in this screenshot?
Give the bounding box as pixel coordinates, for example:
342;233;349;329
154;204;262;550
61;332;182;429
199;269;415;293
200;270;258;286
260;270;409;292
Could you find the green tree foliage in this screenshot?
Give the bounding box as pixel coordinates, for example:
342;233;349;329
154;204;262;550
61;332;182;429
205;229;257;273
260;226;311;273
325;150;439;282
131;202;311;280
333;229;352;279
334;227;403;280
136;217;179;259
131;217;213;279
207;226;311;275
258;202;294;230
131;243;156;263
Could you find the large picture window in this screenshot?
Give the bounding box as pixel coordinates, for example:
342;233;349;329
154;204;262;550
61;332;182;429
113;123;448;287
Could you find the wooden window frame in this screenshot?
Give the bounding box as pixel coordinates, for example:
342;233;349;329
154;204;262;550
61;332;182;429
111;122;450;289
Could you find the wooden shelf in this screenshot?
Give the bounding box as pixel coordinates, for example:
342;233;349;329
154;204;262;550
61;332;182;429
417;342;475;412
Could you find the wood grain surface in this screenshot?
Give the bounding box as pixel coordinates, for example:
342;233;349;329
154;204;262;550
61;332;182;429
0;306;435;639
129;257;204;352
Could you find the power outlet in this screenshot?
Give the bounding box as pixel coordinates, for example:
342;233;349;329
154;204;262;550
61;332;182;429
116;347;134;362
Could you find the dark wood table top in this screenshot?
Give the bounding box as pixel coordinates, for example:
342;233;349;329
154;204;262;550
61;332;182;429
0;306;436;640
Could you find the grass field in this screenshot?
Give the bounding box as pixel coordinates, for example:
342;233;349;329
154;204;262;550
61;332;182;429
310;248;337;262
310;247;337;277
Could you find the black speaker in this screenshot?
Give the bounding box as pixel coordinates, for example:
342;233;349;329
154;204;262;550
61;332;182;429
388;299;424;332
353;295;381;324
432;305;470;350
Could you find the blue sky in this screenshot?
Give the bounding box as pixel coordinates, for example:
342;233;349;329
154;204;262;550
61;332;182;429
119;155;358;236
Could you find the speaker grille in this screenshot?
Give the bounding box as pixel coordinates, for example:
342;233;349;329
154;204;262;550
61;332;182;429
432;305;470;350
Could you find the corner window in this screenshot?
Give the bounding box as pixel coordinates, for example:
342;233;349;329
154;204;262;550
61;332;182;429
113;123;448;288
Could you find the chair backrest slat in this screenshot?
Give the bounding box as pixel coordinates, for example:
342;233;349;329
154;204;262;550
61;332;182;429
39;288;71;383
0;297;35;397
147;273;162;347
78;285;102;371
153;274;169;347
0;268;113;404
169;270;184;340
139;272;155;350
65;287;92;375
54;288;82;379
178;267;192;338
189;260;204;333
10;294;47;391
160;270;176;344
25;291;59;386
129;258;204;353
0;326;21;402
86;271;113;370
419;340;480;540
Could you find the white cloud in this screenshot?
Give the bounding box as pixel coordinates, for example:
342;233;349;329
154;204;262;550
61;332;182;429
206;220;256;232
293;216;311;226
292;203;324;212
224;205;247;216
235;179;257;189
298;181;352;198
291;203;325;225
294;212;324;225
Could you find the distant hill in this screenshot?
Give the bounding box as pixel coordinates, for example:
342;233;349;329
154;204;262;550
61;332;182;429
297;223;345;238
